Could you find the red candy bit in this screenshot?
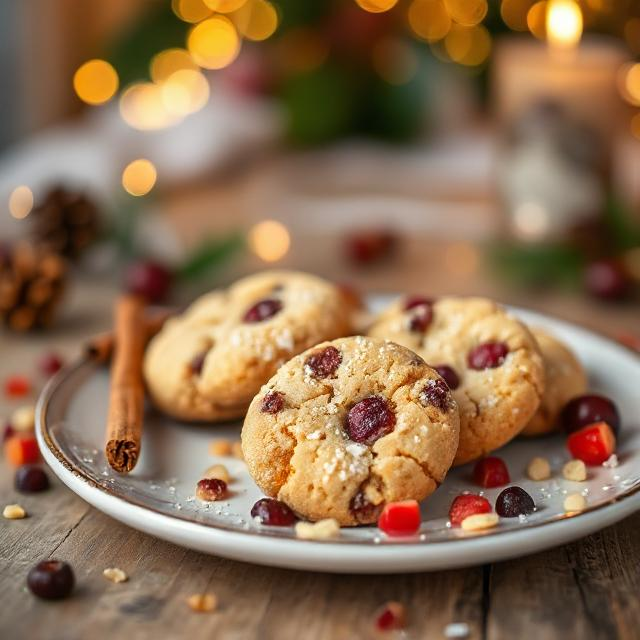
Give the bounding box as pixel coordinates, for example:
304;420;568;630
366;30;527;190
260;391;285;414
5;435;40;466
567;421;616;466
347;396;396;445
473;457;510;488
4;375;32;398
39;353;64;377
378;500;421;536
449;494;492;527
305;346;342;379
467;342;509;370
375;601;407;631
243;298;283;323
433;364;460;390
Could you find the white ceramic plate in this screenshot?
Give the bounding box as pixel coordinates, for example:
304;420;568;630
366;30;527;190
36;296;640;574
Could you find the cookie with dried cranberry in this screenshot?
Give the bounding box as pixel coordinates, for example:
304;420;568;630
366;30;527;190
521;328;587;437
241;336;460;526
368;296;544;465
143;271;353;422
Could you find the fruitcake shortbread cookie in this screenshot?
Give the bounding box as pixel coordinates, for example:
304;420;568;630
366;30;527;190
242;336;460;526
368;296;544;465
521;328;587;437
144;271;353;422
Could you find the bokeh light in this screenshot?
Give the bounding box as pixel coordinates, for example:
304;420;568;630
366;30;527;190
500;0;534;31
73;59;119;105
249;220;290;262
161;69;210;116
188;16;241;69
355;0;399;13
444;24;491;66
8;186;34;220
408;0;452;43
623;63;640;106
527;1;548;39
546;0;583;49
120;83;179;130
204;0;248;13
150;48;198;84
122;159;157;197
443;0;488;27
513;201;550;240
232;0;279;41
372;39;419;85
172;0;212;22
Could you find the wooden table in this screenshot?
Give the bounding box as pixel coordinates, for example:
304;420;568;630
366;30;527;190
2;237;639;640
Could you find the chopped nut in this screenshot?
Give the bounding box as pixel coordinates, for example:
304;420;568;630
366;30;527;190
526;456;551;481
564;493;587;513
203;464;230;484
187;593;218;613
603;454;619;468
208;440;232;457
103;567;128;583
11;405;35;433
563;459;587;482
460;513;499;532
3;504;26;519
295;518;340;540
231;441;244;460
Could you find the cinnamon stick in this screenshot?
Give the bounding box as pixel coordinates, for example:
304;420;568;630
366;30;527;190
105;295;146;473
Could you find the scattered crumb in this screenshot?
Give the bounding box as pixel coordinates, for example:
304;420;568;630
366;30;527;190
461;513;499;532
563;459;587;482
3;504;26;519
603;454;619;468
444;622;470;638
187;593;218;613
295;518;340;540
231;441;244;460
203;464;231;484
564;493;587;513
208;440;232;457
11;405;35;433
374;601;406;631
103;567;128;583
527;457;551;481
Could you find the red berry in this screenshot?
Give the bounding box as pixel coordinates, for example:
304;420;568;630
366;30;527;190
584;259;629;301
304;346;342;379
433;364;460;390
495;486;535;517
408;305;433;333
243;299;282;323
420;379;452;412
473;457;510;488
448;494;492;527
124;260;173;304
567;421;616;465
15;465;50;493
378;500;421;536
250;498;297;526
344;230;397;265
468;342;509;370
347;396;396;445
27;560;75;600
260;391;285;414
374;602;406;631
4;375;31;398
404;296;433;311
561;394;620;436
39;353;64;377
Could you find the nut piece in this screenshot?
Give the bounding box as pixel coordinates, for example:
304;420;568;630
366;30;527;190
208;440;232;457
103;568;128;583
460;513;499;532
527;456;551;481
203;464;230;484
564;493;587;513
295;518;340;540
11;405;35;433
3;504;27;519
196;478;227;502
563;459;587;482
187;593;218;613
231;441;244;460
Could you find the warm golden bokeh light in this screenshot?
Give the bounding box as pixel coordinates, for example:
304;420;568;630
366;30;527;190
122;159;157;197
624;64;640;106
161;69;210;116
527;1;548;39
500;0;534;31
188;16;241;69
546;0;583;49
73;59;119;105
232;0;279;41
444;24;491;66
8;186;34;220
120;83;179;130
372;38;419;85
150;48;198;84
408;0;452;43
631;113;640;140
172;0;212;22
355;0;399;13
204;0;248;13
443;0;488;27
249;220;291;262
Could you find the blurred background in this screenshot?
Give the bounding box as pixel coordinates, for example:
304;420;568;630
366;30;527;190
0;0;639;343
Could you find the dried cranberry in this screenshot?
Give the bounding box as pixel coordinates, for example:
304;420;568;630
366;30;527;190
350;491;382;524
243;298;282;323
260;391;285;414
347;396;396;445
124;260;172;304
190;352;207;376
473;457;510;488
375;602;406;631
495;486;535;518
561;394;620;436
584;259;629;301
15;465;49;493
251;498;297;526
408;305;433;333
196;478;228;501
39;352;64;377
420;379;451;412
27;560;75;600
404;296;433;311
467;342;509;370
433;365;460;390
344;229;397;265
305;346;342;379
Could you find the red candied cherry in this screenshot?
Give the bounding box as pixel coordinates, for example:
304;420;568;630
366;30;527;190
195;478;228;501
260;391;285;414
420;379;452;412
305;346;342;379
124;260;173;304
251;498;297;526
467;342;509;370
375;601;407;631
567;421;616;466
39;352;64;377
495;486;535;518
378;500;421;536
561;394;620;436
27;560;75;600
350;491;383;524
448;494;492;527
4;375;31;398
347;396;396;445
433;365;460;390
473;457;510;488
584;258;629;301
243;298;282;323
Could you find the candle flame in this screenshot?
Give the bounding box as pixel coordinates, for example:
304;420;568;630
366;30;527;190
546;0;583;50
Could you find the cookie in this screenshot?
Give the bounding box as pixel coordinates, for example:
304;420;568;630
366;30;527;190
368;296;544;465
242;336;460;526
521;329;587;437
143;271;353;422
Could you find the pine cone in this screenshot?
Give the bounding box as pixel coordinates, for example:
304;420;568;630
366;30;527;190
31;186;101;259
0;243;67;331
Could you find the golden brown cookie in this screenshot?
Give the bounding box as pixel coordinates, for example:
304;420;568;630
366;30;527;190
368;296;545;465
521;328;587;436
242;336;460;526
143;271;353;422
